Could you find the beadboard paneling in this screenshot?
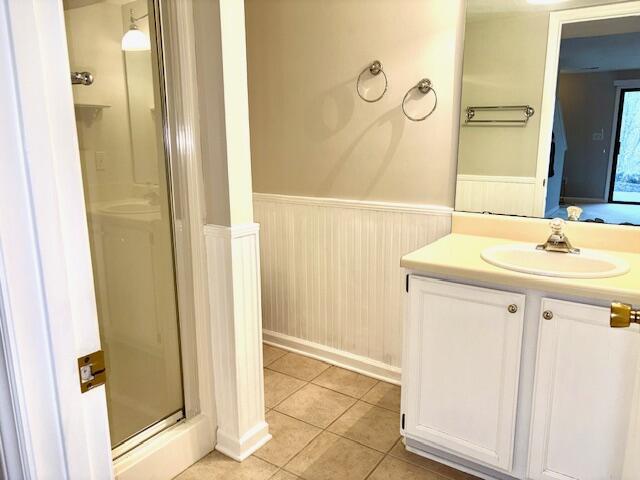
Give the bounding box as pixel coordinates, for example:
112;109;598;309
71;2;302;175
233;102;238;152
455;175;537;217
253;193;452;371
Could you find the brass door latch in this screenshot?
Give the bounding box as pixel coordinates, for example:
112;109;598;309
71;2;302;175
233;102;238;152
77;350;106;393
610;302;639;328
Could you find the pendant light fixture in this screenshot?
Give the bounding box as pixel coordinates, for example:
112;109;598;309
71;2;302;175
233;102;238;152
121;9;150;52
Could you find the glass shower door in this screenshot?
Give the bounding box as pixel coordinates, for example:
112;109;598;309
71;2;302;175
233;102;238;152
63;0;184;452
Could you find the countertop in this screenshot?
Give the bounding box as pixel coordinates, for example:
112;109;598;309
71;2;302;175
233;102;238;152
401;233;640;305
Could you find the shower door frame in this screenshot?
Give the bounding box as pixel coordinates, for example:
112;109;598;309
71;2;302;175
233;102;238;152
113;0;217;476
0;0;216;478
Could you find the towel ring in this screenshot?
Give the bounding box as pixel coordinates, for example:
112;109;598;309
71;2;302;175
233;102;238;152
402;78;437;121
356;60;388;103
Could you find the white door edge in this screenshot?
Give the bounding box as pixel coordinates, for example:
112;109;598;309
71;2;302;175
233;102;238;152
0;0;217;477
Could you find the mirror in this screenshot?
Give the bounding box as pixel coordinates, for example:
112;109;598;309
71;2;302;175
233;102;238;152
456;0;640;226
122;1;160;185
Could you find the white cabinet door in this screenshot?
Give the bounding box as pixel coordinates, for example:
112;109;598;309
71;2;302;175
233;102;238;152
402;276;525;471
528;298;640;480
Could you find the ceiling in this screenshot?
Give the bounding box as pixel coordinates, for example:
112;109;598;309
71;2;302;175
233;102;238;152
562;15;640;37
62;0;131;10
560;31;640;72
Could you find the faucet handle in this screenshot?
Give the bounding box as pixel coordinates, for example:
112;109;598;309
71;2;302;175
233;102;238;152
549;218;565;235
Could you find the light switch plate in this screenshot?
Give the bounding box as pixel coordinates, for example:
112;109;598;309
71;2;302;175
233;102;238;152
95;151;106;171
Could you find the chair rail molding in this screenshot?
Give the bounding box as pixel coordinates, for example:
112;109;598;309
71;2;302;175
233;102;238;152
253;193;452;377
204;223;270;461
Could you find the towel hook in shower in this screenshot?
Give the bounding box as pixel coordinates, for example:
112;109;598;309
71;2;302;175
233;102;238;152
402;78;437;121
71;71;93;86
356;60;388;103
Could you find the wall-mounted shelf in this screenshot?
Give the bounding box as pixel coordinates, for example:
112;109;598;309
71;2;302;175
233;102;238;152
74;103;111;110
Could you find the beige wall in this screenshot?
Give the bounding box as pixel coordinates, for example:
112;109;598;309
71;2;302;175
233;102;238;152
457;13;549;177
244;0;465;207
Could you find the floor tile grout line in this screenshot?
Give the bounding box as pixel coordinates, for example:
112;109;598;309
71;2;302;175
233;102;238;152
384;445;474;480
363;451;388;480
261;346;465;479
254;414;323;470
264;404;452;478
307;362;332;382
263;352;287;368
310;376;380;401
273;407;400;457
260;411;455;478
268;367;399;413
357;378;382;398
271;399;401;474
264;345;398;405
271;401;355;431
266;351;332;383
263;345;288;366
267;373;402;453
267;378;310;410
323;399;399;439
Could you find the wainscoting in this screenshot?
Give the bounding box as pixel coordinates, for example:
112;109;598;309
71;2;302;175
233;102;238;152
455;175;537;217
253;193;452;382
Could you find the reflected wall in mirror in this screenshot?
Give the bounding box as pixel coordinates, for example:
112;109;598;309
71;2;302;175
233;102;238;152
122;0;160;185
456;0;640;226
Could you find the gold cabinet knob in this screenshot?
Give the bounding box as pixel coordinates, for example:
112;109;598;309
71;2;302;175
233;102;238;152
543;310;553;320
508;304;518;314
611;302;639;328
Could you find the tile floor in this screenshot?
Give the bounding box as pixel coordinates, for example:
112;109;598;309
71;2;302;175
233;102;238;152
176;344;479;480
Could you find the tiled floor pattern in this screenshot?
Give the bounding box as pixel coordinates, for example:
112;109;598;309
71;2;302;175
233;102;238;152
176;344;479;480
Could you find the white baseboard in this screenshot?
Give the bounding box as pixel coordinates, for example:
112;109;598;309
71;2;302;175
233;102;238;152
562;196;605;205
263;329;401;385
215;421;271;462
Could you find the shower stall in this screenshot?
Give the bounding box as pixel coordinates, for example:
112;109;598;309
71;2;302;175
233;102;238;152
64;0;184;456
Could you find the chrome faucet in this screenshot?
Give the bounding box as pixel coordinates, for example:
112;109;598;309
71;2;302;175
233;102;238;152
536;218;580;254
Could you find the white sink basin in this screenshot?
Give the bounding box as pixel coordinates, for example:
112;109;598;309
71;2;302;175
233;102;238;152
100;201;159;215
481;243;630;279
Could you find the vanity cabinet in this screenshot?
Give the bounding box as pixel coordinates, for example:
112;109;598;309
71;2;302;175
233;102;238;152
402;274;640;479
528;298;640;480
402;276;525;472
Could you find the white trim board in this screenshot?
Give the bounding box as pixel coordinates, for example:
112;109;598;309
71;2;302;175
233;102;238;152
253;192;453;216
456;175;536;184
203;223;271;461
263;330;401;385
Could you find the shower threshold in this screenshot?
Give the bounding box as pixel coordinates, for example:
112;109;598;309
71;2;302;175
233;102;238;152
111;410;185;460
